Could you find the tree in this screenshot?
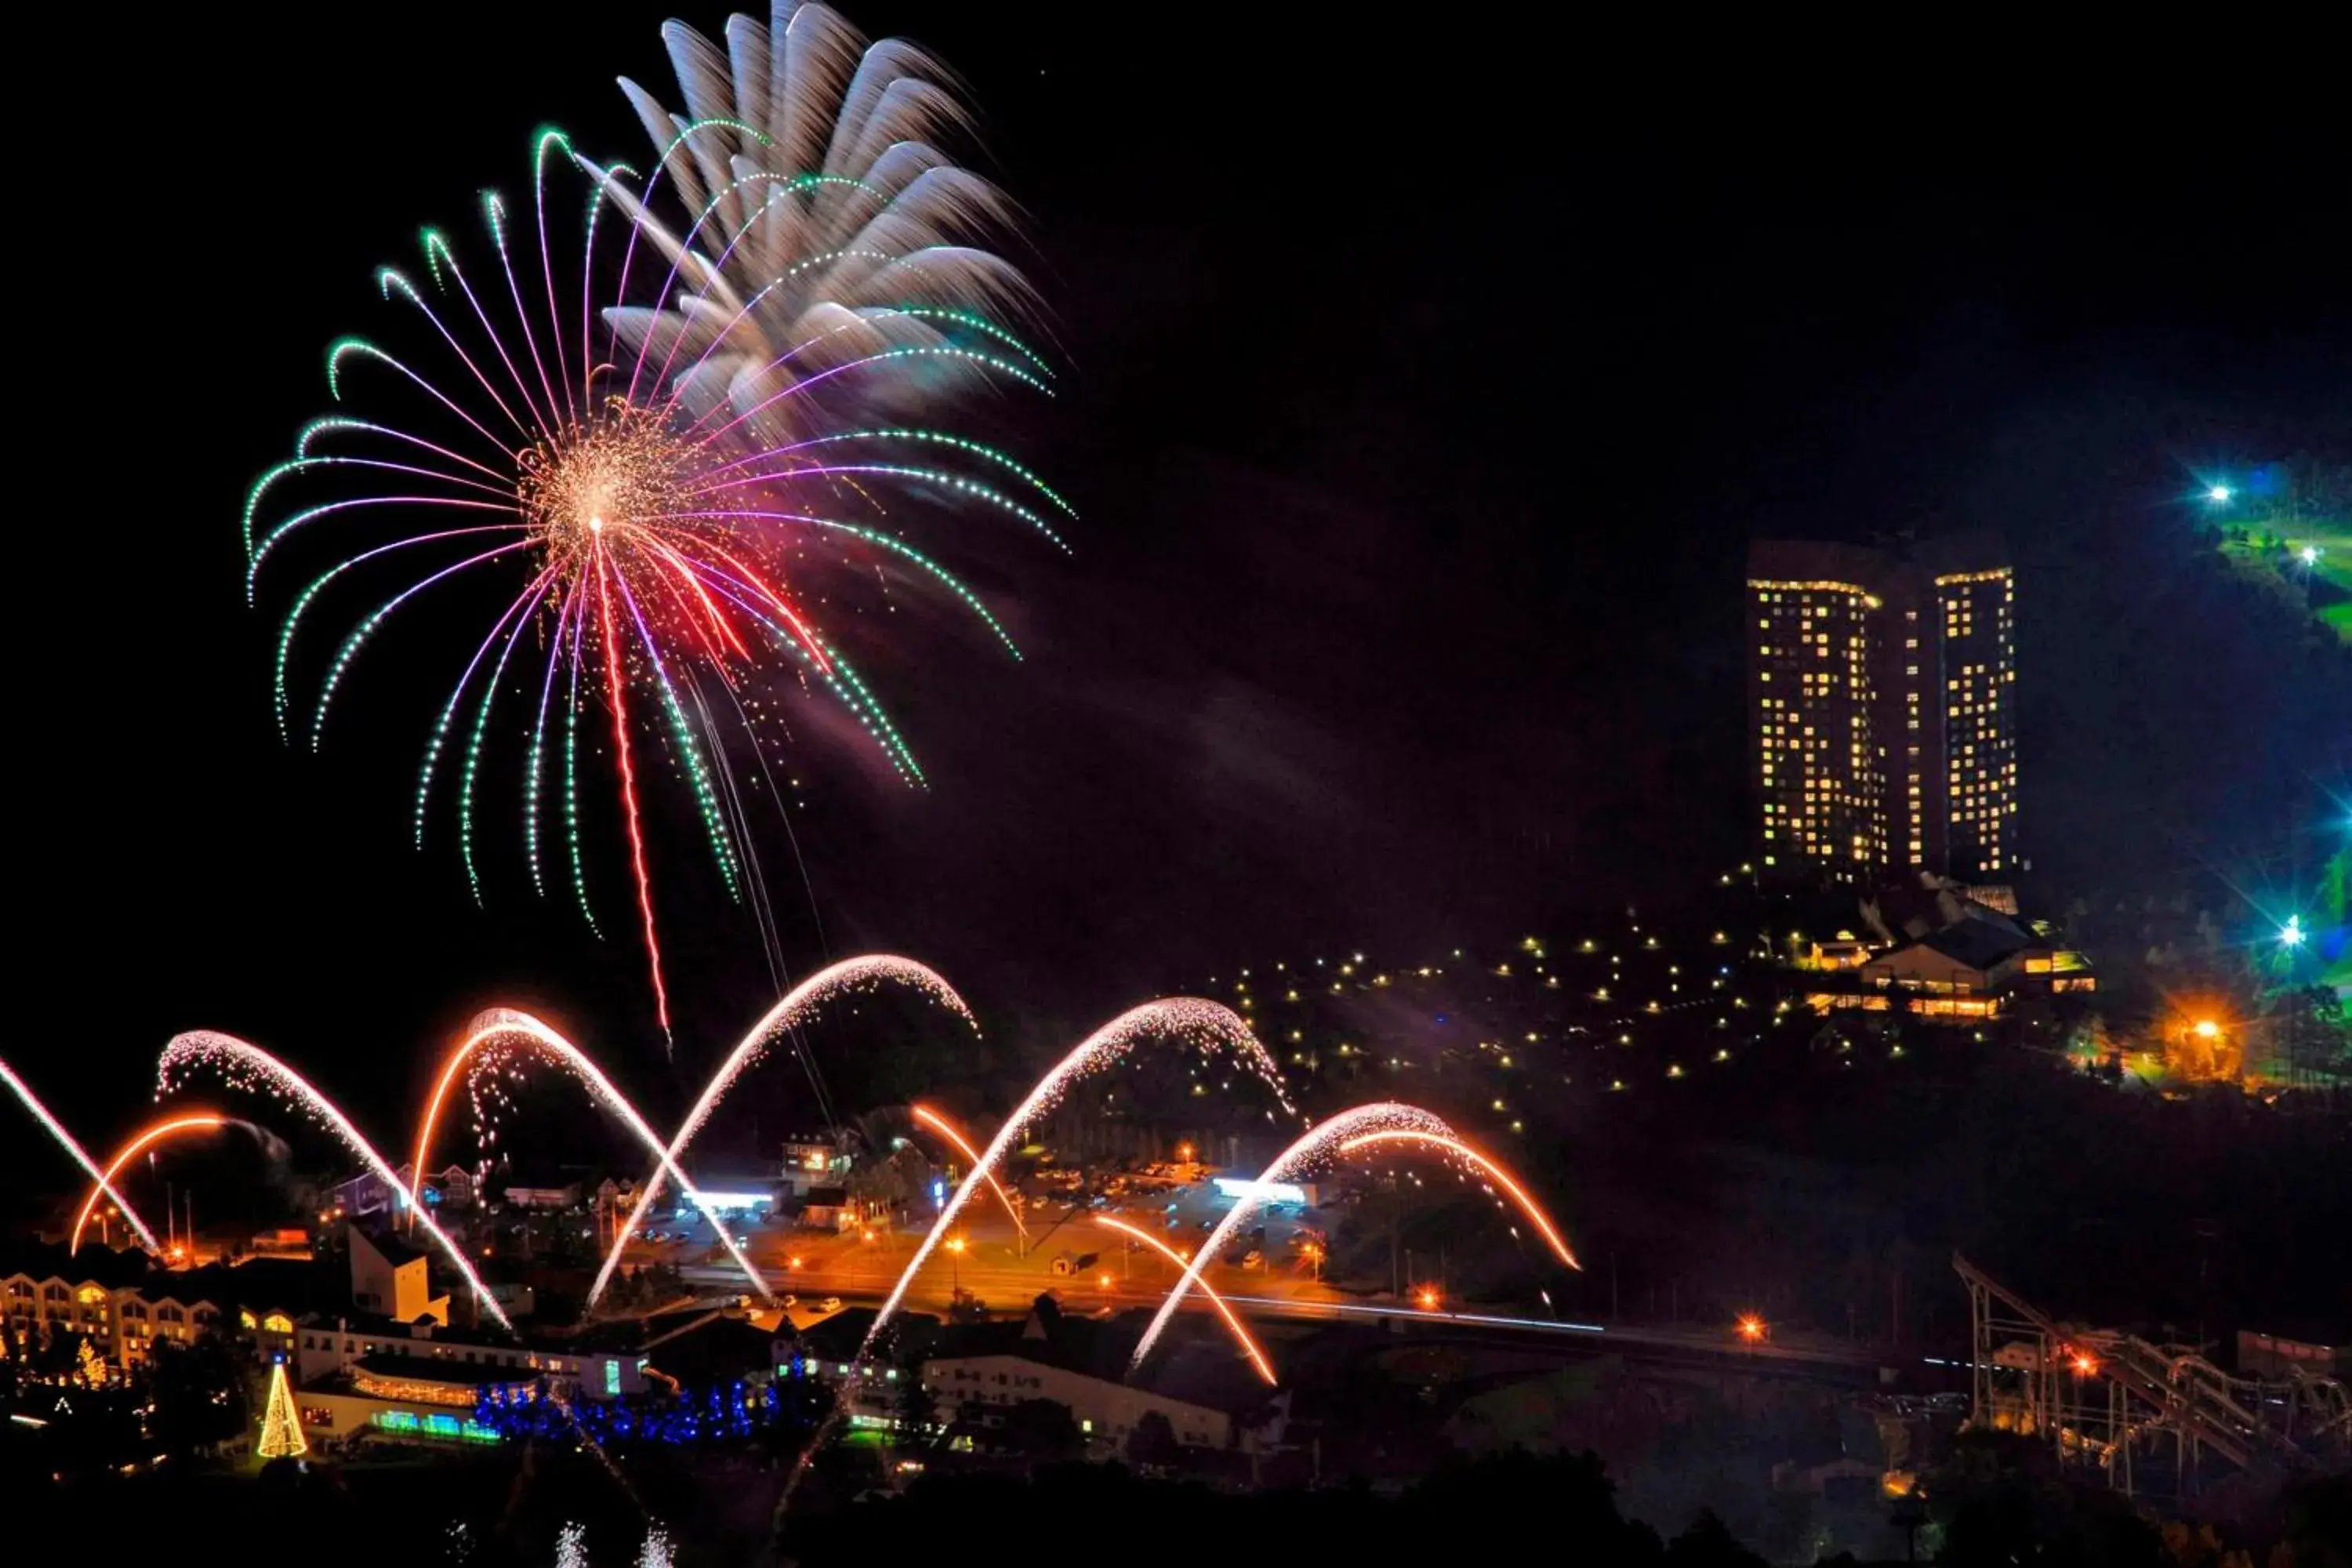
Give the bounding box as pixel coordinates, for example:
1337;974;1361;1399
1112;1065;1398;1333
1667;1509;1769;1567
999;1396;1083;1461
1123;1409;1181;1471
149;1332;249;1455
256;1359;308;1459
895;1374;938;1436
1926;1429;2162;1567
34;1324;85;1379
847;1140;927;1218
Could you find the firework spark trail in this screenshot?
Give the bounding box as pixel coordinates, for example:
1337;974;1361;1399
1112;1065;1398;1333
561;598;601;935
274;525;528;742
861;1000;1294;1359
457;579;556;902
2;1058;162;1250
158;1033;513;1330
70;1114;227;1253
524;588;577;897
586;956;973;1308
597;557;670;1036
909;1105;1024;1238
310;540;542;747
1130;1104;1455;1374
1338;1130;1581;1271
612;569;739;897
1092;1214;1274;1385
410;1010;772;1300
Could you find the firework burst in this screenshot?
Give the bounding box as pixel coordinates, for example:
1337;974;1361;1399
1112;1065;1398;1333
251;107;1059;1040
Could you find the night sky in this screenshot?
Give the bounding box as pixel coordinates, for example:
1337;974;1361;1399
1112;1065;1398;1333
19;9;2348;1147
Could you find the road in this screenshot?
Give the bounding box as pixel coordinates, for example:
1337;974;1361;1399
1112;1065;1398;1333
663;1252;1889;1378
619;1196;1896;1377
613;1181;1334;1323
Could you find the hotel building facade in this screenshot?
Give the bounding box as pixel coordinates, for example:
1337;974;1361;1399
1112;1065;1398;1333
1747;536;2018;884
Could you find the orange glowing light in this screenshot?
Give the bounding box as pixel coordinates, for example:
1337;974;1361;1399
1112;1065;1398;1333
71;1115;227;1254
1091;1215;1276;1384
2192;1019;2220;1040
1098;1272;1113;1289
911;1105;1027;1237
1335;1130;1581;1269
945;1237;967;1255
1415;1287;1441;1310
2072;1352;2099;1376
1737;1314;1766;1341
787;1256;804;1270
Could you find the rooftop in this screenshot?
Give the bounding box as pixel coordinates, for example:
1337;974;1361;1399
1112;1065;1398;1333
353;1351;538;1387
1914;920;2034;971
643;1315;782;1385
0;1239;153;1291
351;1225;430;1270
1748;533;2010;593
924;1296;1271;1415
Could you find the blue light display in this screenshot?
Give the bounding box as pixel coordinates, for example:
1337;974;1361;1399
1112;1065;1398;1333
470;1377;827;1447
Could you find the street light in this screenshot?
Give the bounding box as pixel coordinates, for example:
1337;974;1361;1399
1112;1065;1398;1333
2207;485;2232;503
1737;1313;1767;1343
945;1236;965;1295
2280;915;2306;949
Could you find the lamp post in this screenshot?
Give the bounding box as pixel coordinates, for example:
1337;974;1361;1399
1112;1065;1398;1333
946;1236;965;1298
2280;917;2307;1083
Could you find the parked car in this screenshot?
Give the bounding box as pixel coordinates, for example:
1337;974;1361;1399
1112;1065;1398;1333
781;1294;799;1308
819;1296;844;1312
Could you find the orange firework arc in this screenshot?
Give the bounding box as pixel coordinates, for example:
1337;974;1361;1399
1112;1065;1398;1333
1092;1214;1276;1385
409;1008;771;1301
71;1115;227;1254
1337;1130;1581;1270
909;1105;1026;1238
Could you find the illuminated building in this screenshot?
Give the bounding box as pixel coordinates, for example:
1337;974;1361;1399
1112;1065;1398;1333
1748;536;2017;882
917;1297;1287;1456
2;1243;223;1368
349;1225;448;1327
1802;898;2093;1022
779;1131;852;1197
499;1181;583;1210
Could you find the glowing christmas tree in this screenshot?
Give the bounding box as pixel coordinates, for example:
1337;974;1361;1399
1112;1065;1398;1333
257;1359;307;1459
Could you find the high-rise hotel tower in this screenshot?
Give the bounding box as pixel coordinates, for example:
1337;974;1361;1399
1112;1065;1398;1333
1747;536;2017;884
